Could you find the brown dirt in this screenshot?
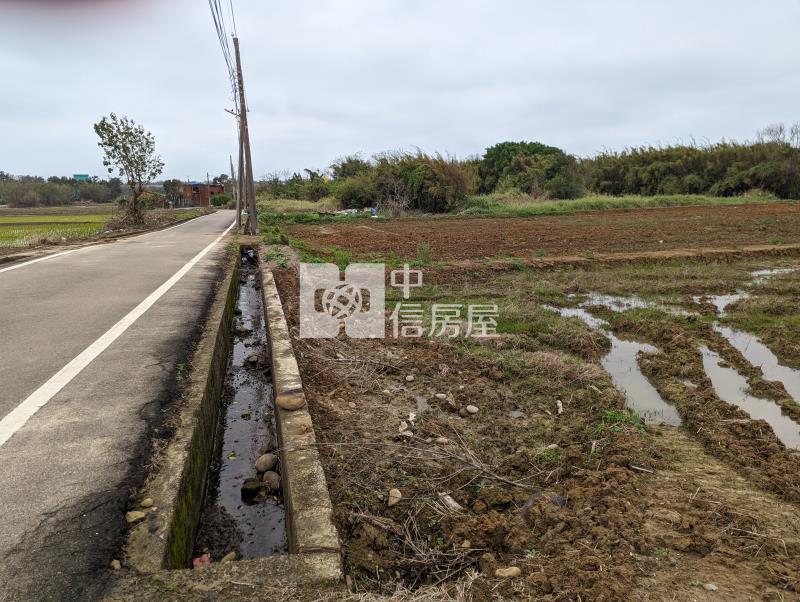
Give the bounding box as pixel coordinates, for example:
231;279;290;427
263;267;800;601
287;203;800;261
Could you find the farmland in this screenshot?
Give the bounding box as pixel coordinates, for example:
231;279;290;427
278;200;800;264
0;205;211;255
257;201;800;601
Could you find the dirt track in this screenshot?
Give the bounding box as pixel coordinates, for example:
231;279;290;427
288;202;800;260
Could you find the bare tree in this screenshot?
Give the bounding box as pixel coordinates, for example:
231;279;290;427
377;176;411;217
757;122;787;144
790;122;800;148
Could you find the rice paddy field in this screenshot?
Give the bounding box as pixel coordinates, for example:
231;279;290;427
0;205;209;254
0;205;115;250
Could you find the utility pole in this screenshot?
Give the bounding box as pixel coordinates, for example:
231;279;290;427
230;154;240;229
238;130;246;230
233;36;258;235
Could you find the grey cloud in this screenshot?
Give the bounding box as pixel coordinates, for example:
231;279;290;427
1;0;798;178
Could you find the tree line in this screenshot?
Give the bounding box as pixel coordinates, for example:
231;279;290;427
0;172;123;207
258;122;800;213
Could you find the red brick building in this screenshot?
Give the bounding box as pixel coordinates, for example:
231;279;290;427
181;182;225;207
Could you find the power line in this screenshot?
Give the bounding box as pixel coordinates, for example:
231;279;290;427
228;0;238;37
208;0;257;234
208;0;235;82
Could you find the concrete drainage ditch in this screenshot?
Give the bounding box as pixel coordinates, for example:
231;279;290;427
121;241;341;586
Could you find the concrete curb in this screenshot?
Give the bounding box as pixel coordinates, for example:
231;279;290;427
104;552;342;600
120;240;341;590
260;266;342;558
125;245;239;572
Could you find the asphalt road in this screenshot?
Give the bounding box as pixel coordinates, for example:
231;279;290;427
0;210;235;601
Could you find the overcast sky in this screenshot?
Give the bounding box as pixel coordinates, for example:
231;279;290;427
1;0;798;180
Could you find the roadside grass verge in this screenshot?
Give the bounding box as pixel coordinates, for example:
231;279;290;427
458;191;788;218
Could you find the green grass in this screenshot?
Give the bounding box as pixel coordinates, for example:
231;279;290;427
458;191;789;218
0;205;116;217
0;207;207;250
593;409;646;437
256;196;340;214
415;243;433;266
0;214;111;225
265;248;290;268
257;191;791;224
0;222;105;247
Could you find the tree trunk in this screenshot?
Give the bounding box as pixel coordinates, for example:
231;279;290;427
129;187;145;224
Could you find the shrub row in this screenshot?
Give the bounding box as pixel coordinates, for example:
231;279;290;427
582;142;800;198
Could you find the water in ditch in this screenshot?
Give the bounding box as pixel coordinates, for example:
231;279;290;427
548;306;682;426
194;250;287;562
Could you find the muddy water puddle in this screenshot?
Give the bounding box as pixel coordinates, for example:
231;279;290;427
555;265;800;445
693;267;797;315
548;306;682;426
713;324;800;403
700;345;800;449
194;251;287;562
694;267;800;404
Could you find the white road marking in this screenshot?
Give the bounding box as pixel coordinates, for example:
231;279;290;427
0;248;83;274
0;221;236;448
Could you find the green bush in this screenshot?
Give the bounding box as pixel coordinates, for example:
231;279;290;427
335;172;379;209
584;141;800;198
211;194;231;207
478;141;583;199
257;170;331;202
330;155;371;180
373;152;478;213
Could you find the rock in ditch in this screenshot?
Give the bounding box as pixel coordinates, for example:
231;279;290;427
244;353;261;366
220;551;237;563
125;511;146;524
241;478;263;500
255;453;278;473
140;498;154;509
262;471;282;493
494;566;522;578
110;560;121;570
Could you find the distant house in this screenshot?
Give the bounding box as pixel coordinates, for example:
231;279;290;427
180;182;225;207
